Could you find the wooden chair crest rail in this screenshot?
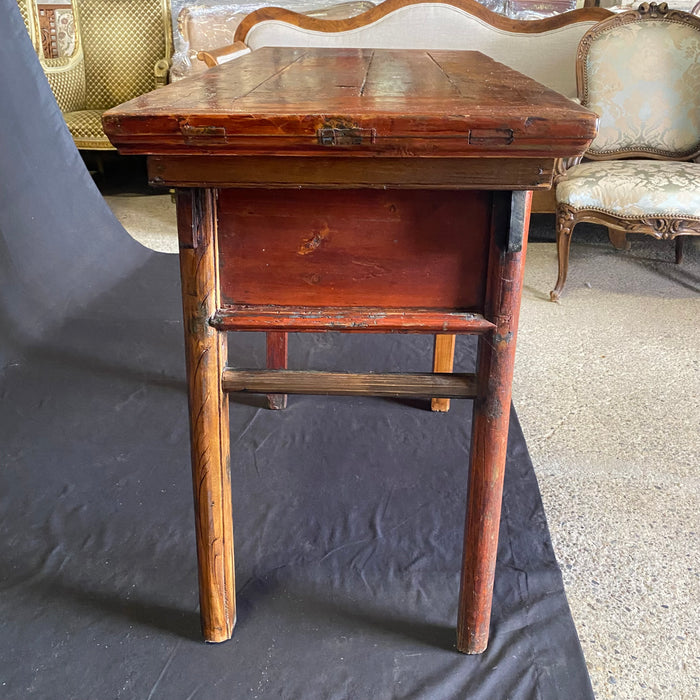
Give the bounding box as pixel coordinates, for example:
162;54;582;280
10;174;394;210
551;2;700;300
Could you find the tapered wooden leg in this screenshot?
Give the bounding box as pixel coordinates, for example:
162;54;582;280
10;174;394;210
675;236;684;264
608;227;630;251
431;334;456;412
177;189;236;643
457;191;530;654
551;204;576;302
266;331;288;409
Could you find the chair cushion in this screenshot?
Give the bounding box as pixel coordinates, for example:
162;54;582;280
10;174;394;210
557;160;700;219
63;110;114;150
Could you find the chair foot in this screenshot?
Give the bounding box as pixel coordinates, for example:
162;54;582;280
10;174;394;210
675;236;684;265
551;204;576;302
608;227;631;251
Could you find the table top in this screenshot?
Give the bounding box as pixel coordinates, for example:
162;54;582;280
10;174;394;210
103;47;597;159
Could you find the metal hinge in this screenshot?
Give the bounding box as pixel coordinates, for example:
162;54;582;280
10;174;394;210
468;128;514;146
181;124;228;145
317;127;375;147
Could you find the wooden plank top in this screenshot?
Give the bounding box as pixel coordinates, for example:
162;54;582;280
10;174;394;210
103;47;597;158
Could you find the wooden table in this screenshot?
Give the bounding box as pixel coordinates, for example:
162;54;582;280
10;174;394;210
103;47;596;654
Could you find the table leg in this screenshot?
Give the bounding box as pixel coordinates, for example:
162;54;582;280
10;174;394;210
431;334;456;412
457;191;530;654
266;331;288;410
178;189;236;643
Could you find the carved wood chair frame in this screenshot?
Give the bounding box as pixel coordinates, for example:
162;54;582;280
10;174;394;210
551;2;700;301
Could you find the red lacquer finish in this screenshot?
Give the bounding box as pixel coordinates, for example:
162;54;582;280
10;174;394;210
103;47;595;651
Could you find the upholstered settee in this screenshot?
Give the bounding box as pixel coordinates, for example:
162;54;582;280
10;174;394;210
199;0;612;211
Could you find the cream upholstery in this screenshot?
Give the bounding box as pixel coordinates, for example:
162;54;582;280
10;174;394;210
557;160;700;219
552;4;700;301
584;20;700;156
244;5;602;97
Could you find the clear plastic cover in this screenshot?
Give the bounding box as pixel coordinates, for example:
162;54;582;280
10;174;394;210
169;0;578;81
171;1;377;80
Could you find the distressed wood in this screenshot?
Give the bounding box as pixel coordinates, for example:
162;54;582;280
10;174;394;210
210;306;495;334
217;188;491;310
148;155;554;190
177;189;236;643
103;47;596;652
222;369;478;398
457;189;532;654
266;331;288;409
431;334;456;412
103;49;598;159
233;0;612;45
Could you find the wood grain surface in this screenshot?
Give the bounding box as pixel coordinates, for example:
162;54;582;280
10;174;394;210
177;190;236;643
216;188;491;309
103;48;597;159
222;369;478;398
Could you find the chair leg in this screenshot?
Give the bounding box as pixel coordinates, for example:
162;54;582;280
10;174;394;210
675;236;684;264
608;227;630;251
431;334;456;412
266;332;288;409
550;206;577;302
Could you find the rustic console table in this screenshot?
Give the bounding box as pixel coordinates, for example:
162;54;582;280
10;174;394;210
103;47;595;653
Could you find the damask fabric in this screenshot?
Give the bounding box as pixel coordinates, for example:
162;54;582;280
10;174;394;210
0;3;593;698
557;160;700;218
584;19;700;156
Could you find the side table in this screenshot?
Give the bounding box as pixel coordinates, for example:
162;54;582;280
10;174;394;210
103;47;596;653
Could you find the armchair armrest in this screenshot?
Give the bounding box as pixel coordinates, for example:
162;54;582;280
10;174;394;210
197;41;251;68
154;57;171;87
553;156;584;185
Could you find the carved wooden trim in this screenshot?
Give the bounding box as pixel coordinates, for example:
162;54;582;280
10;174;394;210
552;200;700;299
552;155;583;185
234;0;613;44
557;202;700;240
576;2;700;161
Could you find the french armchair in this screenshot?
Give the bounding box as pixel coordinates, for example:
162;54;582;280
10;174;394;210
551;2;700;300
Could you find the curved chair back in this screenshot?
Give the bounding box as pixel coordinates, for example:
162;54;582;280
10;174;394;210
578;2;700;160
234;0;612;98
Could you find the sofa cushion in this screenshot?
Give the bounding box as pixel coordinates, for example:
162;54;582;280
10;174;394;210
556;160;700;219
64;109;114;150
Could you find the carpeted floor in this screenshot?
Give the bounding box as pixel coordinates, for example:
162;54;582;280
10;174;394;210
108;192;699;700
